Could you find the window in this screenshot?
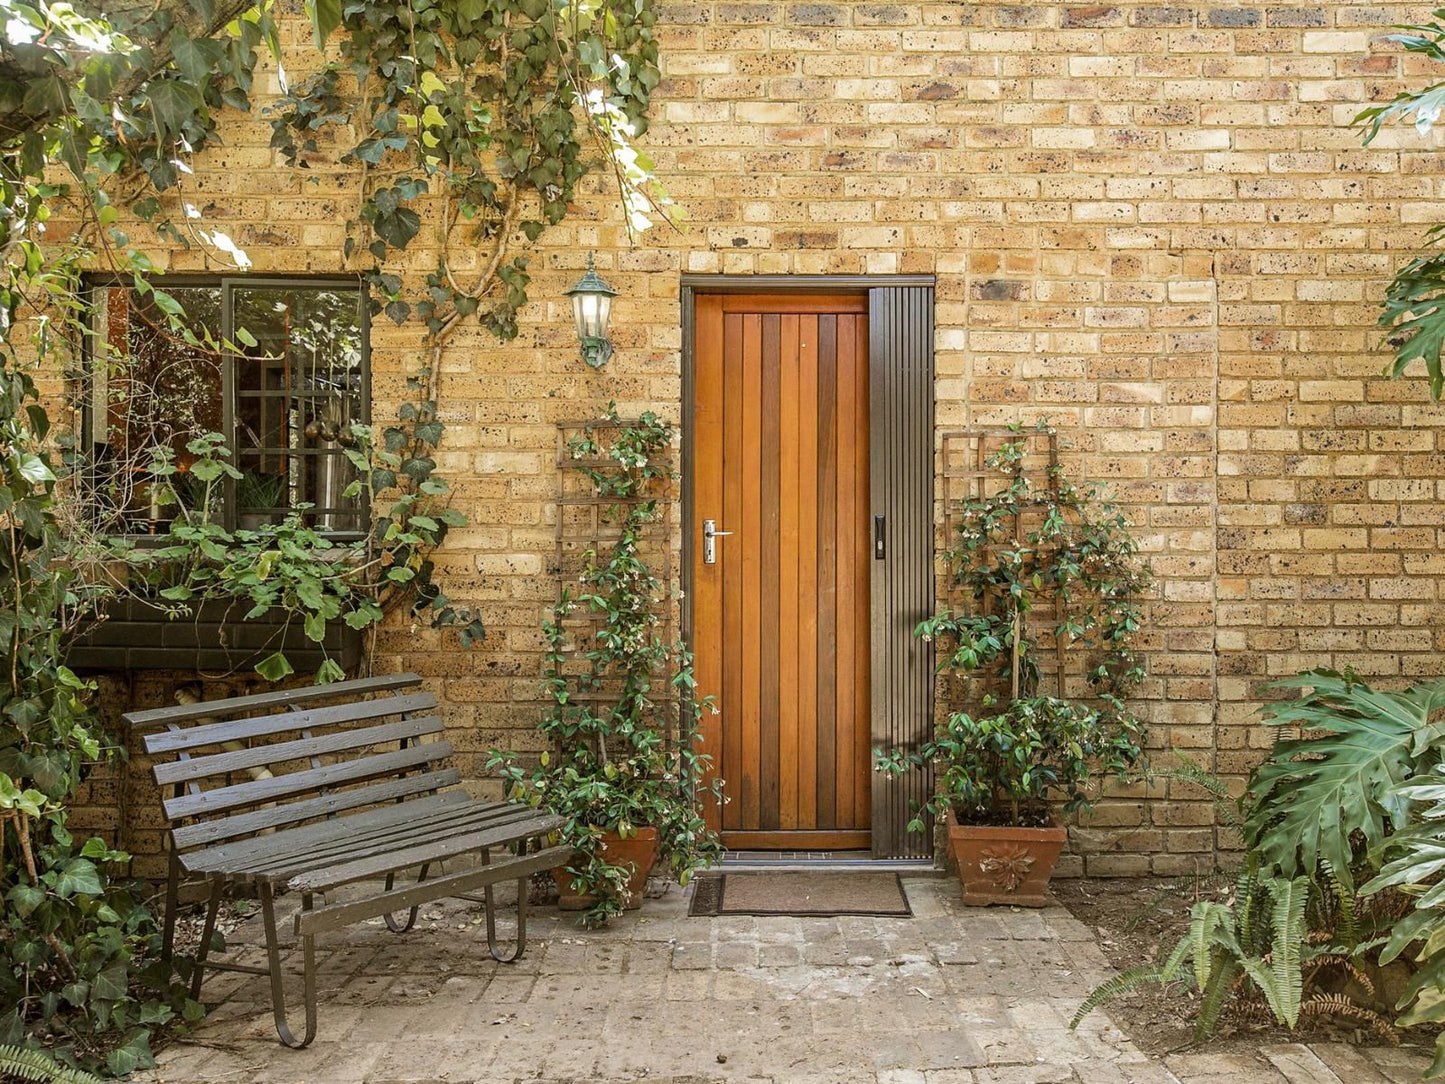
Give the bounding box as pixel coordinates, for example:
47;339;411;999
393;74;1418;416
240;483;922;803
86;278;369;535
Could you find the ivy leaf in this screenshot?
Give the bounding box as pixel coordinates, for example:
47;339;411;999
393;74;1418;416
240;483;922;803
55;857;104;898
373;207;422;249
145;80;205;146
92;962;129;1003
305;0;343;49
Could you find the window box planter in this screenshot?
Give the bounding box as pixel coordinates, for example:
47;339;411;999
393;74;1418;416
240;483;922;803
68;598;363;674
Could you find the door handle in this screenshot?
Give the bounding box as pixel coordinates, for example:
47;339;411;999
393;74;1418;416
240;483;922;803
874;514;886;559
703;519;732;564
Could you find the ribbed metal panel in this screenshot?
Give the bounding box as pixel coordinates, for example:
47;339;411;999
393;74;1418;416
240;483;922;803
868;286;936;859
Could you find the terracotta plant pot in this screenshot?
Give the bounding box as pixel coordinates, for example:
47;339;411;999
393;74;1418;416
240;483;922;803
552;827;659;911
947;820;1068;907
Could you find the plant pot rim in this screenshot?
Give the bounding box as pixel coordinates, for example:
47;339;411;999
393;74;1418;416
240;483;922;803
592;825;660;840
946;821;1068;842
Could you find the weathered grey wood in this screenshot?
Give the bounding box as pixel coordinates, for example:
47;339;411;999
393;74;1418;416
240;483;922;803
197;801;545;881
144;678;556;1049
163;743;449;821
178;789;470;869
287;812;567;892
127;673;424;734
295;844;572;938
170;768;462;849
143;691;437;756
154;714;444;785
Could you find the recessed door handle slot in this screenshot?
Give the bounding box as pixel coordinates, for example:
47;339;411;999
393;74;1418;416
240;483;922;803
874;514;886;559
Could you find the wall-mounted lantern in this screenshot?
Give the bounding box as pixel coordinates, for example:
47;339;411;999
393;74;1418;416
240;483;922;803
566;252;618;369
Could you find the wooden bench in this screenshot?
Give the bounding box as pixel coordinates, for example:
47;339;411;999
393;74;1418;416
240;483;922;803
124;673;566;1049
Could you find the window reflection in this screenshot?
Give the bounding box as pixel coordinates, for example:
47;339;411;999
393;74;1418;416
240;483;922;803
87;280;367;534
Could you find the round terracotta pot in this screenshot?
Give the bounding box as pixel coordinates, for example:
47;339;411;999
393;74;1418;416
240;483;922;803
947;819;1068;907
552;827;660;911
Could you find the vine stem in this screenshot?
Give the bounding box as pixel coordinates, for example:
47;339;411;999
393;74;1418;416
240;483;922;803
424;190;522;405
10;810;78;981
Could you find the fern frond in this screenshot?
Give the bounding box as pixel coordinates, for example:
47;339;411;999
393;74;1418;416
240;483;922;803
1195;957;1240;1039
0;1047;104;1084
1269;875;1310;1026
1069;964;1178;1029
1189;901;1233;989
1298;994;1400;1045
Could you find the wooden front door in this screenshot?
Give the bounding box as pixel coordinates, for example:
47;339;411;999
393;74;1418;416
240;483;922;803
691;293;872;850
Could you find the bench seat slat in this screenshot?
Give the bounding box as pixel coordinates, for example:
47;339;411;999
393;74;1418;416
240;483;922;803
170;768;462;849
163;743;450;822
126;673;424;732
143;692;438;756
286;811;566;893
154;714;445;786
295;844;573;938
220;803;547;880
187;798;532;878
178;789;471;870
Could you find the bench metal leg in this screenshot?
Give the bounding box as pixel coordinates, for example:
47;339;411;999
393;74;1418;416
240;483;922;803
479;847;529;963
160;849;181;971
381;863;431;933
189;882;224;1001
259;883;317;1049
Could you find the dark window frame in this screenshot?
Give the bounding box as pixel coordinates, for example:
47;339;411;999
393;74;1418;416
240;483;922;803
82;273;372;540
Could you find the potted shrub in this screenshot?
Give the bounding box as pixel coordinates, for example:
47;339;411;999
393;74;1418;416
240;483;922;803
489;411;722;925
878;427;1149;905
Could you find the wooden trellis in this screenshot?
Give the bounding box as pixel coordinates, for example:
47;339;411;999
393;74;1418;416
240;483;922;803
553;416;680;751
938;428;1070;702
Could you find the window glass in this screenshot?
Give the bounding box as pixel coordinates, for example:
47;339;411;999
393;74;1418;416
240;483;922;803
88;284;224;531
87;280;367;534
232;285;366;532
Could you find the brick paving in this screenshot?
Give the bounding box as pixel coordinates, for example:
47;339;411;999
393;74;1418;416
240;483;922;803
137;878;1430;1084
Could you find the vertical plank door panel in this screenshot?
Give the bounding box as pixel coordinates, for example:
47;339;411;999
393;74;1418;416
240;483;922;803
797;316;819;830
694;293;882;852
778;314;801;830
721;312;744;831
740;314;763;829
692;295;725;831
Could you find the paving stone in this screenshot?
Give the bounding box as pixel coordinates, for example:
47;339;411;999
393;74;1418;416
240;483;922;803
138;885;1429;1084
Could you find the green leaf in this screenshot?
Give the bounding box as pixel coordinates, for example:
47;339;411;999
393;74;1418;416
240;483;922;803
144;80;206;146
305;0;343;48
55;858;104;898
254;651;294;683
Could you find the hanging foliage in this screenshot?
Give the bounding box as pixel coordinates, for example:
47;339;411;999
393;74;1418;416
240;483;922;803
270;0;675;358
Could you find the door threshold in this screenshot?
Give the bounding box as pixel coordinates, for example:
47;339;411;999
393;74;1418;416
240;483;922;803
717;852;943;875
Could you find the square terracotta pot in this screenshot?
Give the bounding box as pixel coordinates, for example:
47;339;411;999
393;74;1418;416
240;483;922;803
947;821;1068;907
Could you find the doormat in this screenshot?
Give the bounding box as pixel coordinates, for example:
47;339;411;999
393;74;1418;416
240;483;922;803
688;872;912;917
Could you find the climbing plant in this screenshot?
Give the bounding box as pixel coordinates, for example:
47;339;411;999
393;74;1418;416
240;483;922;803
488;409;722;926
0;0;672;1070
271;0;676;387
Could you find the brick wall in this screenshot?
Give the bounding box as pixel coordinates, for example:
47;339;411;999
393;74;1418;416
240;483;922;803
62;1;1445;877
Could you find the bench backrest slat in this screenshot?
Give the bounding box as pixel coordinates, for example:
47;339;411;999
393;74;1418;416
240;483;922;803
123;673;424;732
140;691;437;756
153;714;444;786
169;768;463;849
162;742;449;822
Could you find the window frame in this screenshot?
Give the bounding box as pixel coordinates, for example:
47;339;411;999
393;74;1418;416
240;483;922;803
83;273;373;541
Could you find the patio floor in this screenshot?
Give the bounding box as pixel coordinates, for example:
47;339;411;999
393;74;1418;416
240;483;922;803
137;877;1430;1084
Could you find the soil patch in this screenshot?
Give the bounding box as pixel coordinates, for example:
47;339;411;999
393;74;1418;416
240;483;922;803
1052;876;1434;1063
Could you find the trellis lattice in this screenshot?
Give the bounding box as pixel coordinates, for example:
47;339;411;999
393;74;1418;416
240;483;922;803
938;427;1070;702
552;416;680;752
